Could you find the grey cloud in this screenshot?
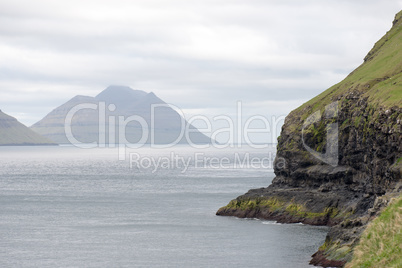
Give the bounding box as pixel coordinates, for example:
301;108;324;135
0;0;401;129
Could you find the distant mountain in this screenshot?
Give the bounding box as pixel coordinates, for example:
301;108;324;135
31;85;213;145
0;110;57;145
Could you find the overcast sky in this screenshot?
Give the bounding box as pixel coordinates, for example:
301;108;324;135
1;0;401;135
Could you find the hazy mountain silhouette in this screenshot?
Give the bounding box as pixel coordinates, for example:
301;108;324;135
31;85;213;145
0;110;56;145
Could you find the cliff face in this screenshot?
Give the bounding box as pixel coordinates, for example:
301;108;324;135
217;11;402;267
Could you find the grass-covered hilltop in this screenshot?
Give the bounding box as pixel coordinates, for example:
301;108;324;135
217;10;402;267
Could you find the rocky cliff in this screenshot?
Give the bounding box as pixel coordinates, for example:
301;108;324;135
217;11;402;267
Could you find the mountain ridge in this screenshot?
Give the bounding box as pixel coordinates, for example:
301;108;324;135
0;110;57;146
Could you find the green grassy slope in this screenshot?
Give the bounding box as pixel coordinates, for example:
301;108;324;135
346;195;402;268
296;10;402;118
0;110;57;145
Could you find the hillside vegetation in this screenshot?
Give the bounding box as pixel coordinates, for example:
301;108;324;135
346;195;402;268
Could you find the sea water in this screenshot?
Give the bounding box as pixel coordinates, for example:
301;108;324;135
0;145;327;267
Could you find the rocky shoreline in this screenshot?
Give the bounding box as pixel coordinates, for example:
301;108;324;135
217;183;401;267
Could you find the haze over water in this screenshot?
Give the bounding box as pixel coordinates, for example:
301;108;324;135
0;146;327;267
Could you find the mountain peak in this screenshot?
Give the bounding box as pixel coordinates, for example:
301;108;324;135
95;85;148;106
96;85;146;98
100;85;134;94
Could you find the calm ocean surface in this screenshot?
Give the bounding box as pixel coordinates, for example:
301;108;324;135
0;145;327;267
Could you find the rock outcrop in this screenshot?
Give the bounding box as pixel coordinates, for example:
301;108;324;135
217;11;402;267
